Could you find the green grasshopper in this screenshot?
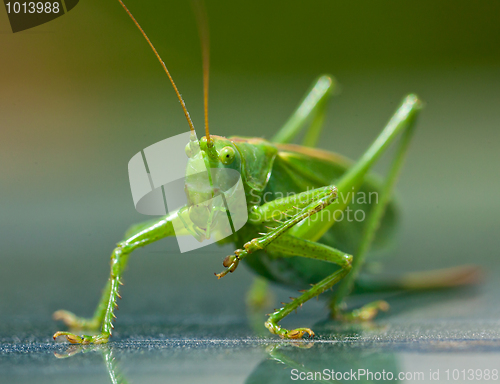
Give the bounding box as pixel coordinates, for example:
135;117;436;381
53;1;478;344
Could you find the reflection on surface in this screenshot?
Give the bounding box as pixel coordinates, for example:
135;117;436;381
2;280;500;383
2;277;500;383
52;340;400;384
246;342;400;384
55;345;129;384
45;335;500;384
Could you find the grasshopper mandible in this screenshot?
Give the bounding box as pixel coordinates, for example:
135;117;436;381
53;0;478;344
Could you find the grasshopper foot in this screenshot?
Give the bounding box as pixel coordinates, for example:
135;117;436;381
53;331;109;345
283;328;315;339
265;320;315;340
215;253;240;279
333;300;389;322
53;310;100;330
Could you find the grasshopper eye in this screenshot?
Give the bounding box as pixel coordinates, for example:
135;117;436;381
219;146;235;165
185;143;194;158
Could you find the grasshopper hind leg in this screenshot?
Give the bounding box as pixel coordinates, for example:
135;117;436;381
331;265;482;321
331;300;390;322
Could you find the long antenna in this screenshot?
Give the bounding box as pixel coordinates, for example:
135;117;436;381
191;0;211;145
118;0;195;134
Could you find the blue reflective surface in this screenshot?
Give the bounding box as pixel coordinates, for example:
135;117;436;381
2;275;500;383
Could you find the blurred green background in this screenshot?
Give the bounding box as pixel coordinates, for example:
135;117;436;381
1;0;499;327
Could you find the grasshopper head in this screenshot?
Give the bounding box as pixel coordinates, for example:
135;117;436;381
183;135;243;238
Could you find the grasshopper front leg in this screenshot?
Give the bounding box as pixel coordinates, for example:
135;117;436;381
216;186;353;338
53;212;178;344
53;218;168;330
264;235;353;339
215;185;342;278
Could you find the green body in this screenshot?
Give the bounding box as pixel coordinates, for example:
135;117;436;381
52;74;477;344
231;139;396;289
